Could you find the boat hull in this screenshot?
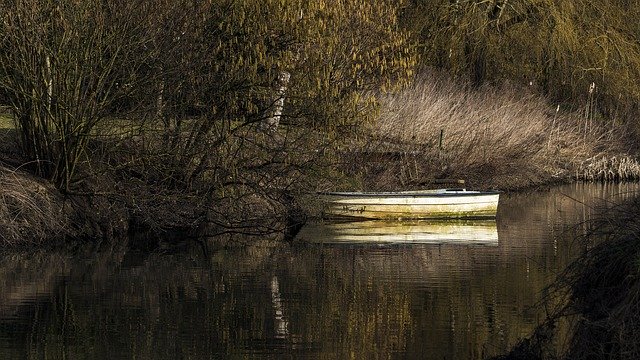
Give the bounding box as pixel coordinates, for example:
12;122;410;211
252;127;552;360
319;190;500;220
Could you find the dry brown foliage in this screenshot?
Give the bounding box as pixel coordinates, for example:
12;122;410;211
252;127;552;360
347;71;640;190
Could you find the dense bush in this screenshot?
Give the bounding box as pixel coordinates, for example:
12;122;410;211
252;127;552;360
0;0;415;233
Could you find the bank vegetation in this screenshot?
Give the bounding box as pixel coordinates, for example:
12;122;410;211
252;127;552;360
1;0;640;245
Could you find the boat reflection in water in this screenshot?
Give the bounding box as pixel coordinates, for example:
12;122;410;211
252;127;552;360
297;219;499;246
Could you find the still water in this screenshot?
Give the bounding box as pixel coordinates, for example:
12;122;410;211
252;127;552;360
0;183;638;359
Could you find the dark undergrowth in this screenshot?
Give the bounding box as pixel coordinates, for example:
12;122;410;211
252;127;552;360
492;198;640;359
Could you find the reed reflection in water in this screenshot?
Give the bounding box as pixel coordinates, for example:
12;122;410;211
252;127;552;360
0;183;638;359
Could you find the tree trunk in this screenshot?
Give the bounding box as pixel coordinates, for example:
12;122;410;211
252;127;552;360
262;71;290;132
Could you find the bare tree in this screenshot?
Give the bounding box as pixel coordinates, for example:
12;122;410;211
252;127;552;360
0;0;165;190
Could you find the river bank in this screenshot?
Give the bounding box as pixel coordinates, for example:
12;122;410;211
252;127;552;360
0;148;633;247
328;72;640;193
2;74;640;246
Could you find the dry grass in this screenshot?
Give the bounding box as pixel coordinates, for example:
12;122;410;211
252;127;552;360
577;155;640;182
0;166;69;245
348;70;639;190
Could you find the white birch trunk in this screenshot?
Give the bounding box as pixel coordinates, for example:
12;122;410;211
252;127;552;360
45;55;52;108
262;71;290;132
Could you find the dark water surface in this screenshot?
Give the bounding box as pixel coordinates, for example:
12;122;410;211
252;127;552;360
0;183;638;359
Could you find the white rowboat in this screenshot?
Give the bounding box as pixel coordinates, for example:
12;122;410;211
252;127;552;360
318;188;500;220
